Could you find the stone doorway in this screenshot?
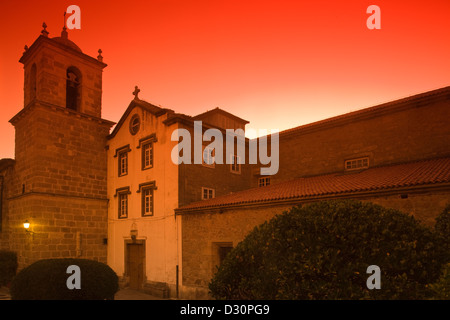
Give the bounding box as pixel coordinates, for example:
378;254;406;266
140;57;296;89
125;240;145;290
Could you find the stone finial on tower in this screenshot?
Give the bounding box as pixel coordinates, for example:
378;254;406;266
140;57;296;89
61;26;68;39
41;22;49;37
133;86;140;100
97;49;103;62
61;11;68;39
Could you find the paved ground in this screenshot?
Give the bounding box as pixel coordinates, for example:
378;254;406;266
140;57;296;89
114;287;165;300
0;286;166;300
0;286;10;300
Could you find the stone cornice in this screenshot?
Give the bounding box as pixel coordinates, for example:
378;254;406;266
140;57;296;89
9;99;115;128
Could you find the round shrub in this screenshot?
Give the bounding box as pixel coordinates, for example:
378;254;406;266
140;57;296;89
0;250;18;286
10;258;119;300
209;200;449;300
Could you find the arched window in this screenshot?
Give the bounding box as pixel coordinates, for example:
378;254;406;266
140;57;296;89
66;66;81;111
30;63;37;100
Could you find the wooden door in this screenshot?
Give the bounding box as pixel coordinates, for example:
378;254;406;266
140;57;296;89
127;243;144;289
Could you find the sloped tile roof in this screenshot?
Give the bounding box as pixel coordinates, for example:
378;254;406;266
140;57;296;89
177;157;450;212
279;86;450;138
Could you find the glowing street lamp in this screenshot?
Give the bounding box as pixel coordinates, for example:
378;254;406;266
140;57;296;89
23;220;35;238
23;220;31;230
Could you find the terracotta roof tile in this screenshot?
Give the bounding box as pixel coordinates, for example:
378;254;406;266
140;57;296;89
177;157;450;211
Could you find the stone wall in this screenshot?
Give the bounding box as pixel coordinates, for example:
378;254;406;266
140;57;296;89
10;102;111;198
0;166;12;250
7;194;108;269
4;98;112;270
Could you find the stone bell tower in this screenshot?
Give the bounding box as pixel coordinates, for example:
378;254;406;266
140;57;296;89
7;23;115;268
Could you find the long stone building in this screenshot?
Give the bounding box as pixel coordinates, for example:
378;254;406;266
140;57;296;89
1;25;449;299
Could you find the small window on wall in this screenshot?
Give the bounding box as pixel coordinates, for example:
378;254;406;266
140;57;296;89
142;142;153;170
142;188;154;216
202;187;215;200
258;177;270;187
119;193;128;219
230;154;241;174
115;187;131;219
137;134;157;171
218;246;233;265
345;157;369;171
137;181;157;217
114;145;131;177
212;242;234;270
118;152;128;176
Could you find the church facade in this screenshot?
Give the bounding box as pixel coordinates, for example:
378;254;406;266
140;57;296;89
1;25;449;300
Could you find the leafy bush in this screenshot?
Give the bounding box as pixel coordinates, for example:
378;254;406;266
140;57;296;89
428;263;450;300
429;205;450;300
0;250;18;286
10;258;118;300
435;204;450;242
209;200;449;300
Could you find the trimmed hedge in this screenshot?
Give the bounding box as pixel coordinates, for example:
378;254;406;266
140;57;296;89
209;200;450;300
10;258;118;300
0;250;18;286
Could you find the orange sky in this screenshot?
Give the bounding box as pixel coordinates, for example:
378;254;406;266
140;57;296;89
1;0;449;159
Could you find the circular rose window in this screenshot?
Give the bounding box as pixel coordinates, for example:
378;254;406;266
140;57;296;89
129;114;140;135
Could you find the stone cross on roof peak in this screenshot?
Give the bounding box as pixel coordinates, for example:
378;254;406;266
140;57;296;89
41;22;49;37
133;86;140;100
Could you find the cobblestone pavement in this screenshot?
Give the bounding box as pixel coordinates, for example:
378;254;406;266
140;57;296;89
0;286;165;300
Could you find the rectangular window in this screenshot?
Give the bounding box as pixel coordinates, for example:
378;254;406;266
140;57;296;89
115;187;131;219
142;142;153;170
137;181;157;217
142;188;154;216
218;245;233;265
345;157;369;171
115;145;131;177
119;152;128;176
212;242;234;272
137;134;157;170
258;177;270;187
230;154;241;174
118;193;128;219
202;187;215;200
